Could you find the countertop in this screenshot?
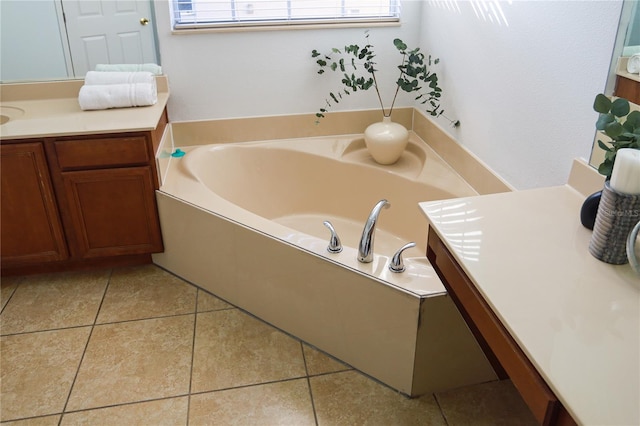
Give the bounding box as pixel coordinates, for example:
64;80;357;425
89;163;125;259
616;56;640;83
0;77;169;140
420;184;639;426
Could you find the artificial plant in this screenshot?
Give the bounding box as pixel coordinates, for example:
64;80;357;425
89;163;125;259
593;93;640;178
311;32;458;127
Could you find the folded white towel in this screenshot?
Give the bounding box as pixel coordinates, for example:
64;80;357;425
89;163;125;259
95;63;162;75
78;83;157;111
85;70;155;86
627;54;640;74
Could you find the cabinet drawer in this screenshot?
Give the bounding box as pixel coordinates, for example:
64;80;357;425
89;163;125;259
427;227;566;425
54;136;150;170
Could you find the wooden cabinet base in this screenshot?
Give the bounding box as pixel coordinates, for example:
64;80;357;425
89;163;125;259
1;254;153;277
1;108;167;275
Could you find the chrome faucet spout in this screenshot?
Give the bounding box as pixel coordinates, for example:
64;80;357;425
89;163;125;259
358;199;390;263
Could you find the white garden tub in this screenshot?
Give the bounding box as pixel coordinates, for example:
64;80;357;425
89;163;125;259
153;133;497;396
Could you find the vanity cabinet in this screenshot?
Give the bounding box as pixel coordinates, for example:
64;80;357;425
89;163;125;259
426;227;576;426
0;142;68;266
1;109;167;275
614;75;640;105
50;135;163;259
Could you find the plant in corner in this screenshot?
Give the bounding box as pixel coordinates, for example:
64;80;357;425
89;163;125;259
311;32;458;165
593;93;640;178
311;33;458;126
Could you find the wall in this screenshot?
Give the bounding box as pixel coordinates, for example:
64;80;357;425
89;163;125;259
0;0;69;82
154;0;622;189
418;0;622;189
154;0;422;121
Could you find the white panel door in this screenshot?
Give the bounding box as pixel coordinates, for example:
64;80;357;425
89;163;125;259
62;0;157;77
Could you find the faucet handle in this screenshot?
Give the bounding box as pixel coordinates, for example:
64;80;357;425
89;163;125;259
323;221;343;253
389;242;416;273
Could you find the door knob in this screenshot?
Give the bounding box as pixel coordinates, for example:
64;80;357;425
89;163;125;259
140;17;150;25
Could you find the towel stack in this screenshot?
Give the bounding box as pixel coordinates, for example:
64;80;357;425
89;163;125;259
95;63;162;75
627;54;640;74
78;68;158;111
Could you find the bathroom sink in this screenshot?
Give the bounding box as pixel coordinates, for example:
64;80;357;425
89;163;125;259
0;106;25;125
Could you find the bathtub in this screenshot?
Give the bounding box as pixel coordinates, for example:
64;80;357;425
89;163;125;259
153;132;497;396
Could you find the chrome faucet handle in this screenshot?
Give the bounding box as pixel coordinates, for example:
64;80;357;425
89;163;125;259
389;242;416;273
323;221;343;253
358;199;391;263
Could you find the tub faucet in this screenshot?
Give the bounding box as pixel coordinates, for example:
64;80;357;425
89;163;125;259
358;199;391;263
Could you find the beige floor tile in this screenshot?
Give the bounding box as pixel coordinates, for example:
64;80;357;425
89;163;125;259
189;379;316;426
61;397;188;426
1;276;22;312
191;309;306;393
1;415;62;425
96;264;196;323
303;343;351;376
435;380;538;426
0;327;91;422
197;288;233;312
0;270;109;334
310;370;446;426
66;315;194;411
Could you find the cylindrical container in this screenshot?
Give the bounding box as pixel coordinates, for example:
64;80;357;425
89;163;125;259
589;181;640;264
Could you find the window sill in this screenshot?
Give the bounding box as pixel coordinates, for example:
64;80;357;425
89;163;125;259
171;20;400;34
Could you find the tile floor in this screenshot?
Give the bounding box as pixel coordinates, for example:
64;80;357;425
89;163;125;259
1;264;538;425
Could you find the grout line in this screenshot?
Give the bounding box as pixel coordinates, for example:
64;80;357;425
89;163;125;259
433;393;450;426
188;376;310;397
59;268;113;424
57;393;191;417
92;310;200;327
186;291;200;426
0;323;94;338
300;342;320;426
0;276;23;316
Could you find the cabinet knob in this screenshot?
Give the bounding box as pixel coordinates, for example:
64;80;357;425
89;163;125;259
140;17;150;25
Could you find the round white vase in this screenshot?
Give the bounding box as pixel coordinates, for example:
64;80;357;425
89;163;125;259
364;116;409;165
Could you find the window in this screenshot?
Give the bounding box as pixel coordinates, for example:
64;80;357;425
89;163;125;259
171;0;401;30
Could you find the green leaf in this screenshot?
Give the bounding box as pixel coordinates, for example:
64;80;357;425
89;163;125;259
593;94;611;114
329;92;338;103
598;160;613;177
597;140;612;152
316;59;327;67
611;98;630;117
393;38;407;51
625;110;640;129
330;62;337;71
604;121;624;138
311;50;320;58
595;113;614;131
339;58;345;72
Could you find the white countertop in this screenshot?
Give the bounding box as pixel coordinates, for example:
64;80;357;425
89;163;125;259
420;185;639;426
0;77;169;140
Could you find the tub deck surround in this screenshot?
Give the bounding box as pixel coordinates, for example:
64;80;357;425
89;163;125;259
159;135;478;296
153;130;498;396
0;77;169;139
420;184;639;425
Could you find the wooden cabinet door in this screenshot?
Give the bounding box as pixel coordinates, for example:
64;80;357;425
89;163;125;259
62;166;163;258
1;143;68;266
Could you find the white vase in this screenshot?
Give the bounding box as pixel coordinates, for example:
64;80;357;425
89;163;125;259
364;116;409;165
